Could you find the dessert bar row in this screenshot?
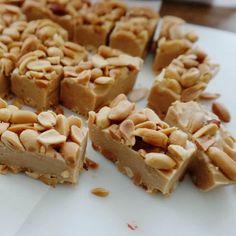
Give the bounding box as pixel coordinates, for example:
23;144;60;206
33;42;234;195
0;2;201;73
0;9;143;114
21;0;159;58
0;95;235;195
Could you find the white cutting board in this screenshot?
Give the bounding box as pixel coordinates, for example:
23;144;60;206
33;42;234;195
0;24;236;236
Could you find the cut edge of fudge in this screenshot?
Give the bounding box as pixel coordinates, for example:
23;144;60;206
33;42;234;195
0;97;88;186
74;0;127;49
148;48;219;118
109;6;159;58
60;45;143;116
88;94;196;196
165;101;236;191
152;15;198;73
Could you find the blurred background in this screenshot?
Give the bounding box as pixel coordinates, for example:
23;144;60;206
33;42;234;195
129;0;236;33
159;0;236;32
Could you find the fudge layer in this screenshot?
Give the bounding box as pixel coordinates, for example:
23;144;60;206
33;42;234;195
148;48;219;118
89;94;196;195
0;98;88;186
165;101;236;191
74;0;127;49
109;6;159;58
153;16;198;73
60;46;143;116
22;0;91;40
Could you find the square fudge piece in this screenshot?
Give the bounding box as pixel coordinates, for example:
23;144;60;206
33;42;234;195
88;95;196;195
11;50;63;110
165;101;236;191
152;16;198;73
22;0;91;40
0;20;28;98
0;44;14;98
109;6;159;58
74;0;127;49
60;46;143;116
0;98;88;186
11;20;87;110
148;48;219;118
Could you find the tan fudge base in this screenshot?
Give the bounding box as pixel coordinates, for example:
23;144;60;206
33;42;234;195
74;25;110;49
189;150;232;191
148;80;180;119
0;135;87;186
109;34;147;58
89;123;192;196
152;43;189;73
60;69;138;116
11;71;61;111
0;75;10;98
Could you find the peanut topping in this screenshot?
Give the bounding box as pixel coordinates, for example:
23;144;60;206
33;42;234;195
145;153;176;170
70;126;87;145
119;119;135;146
37;129;66;145
60;142;80;168
208;147;236;181
212;102;231;123
0;98;7;109
96;106;111;129
133;128;168;148
20;129;40;152
169;130;188;147
55;114;69;136
10;110;37;124
1;130;25;151
38;111;57;128
108;100;135;121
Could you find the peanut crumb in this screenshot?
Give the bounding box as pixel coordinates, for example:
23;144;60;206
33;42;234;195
91;187;109;197
85;158;99;170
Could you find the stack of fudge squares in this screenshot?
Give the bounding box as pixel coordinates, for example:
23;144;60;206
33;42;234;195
0;0;235;197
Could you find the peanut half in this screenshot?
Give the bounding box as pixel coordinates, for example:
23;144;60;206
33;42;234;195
145;153;176;170
212;102;231;123
207;147;236;181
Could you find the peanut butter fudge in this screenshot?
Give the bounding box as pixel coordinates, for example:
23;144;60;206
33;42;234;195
165;101;236;191
22;0;91;40
0;20;28;98
0;98;88;186
89;95;196;195
10;19;87;111
11;50;64;110
60;46;143;116
153;16;198;73
74;0;127;49
109;6;159;57
148;49;219;118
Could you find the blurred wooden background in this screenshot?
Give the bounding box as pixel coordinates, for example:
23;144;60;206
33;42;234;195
160;1;236;33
